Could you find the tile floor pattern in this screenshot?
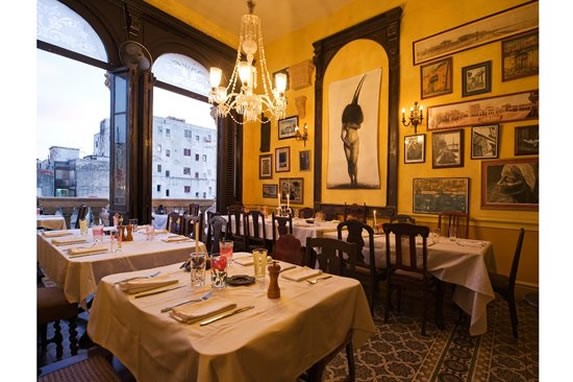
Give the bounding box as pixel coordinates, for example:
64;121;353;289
37;293;538;381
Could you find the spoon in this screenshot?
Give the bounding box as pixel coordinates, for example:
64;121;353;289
306;275;332;285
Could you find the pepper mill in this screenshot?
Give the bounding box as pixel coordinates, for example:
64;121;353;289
126;224;133;241
120;225;128;241
267;261;281;299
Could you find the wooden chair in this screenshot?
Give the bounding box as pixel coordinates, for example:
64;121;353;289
489;228;525;339
303;237;360;381
298;207;315;219
166;212;183;234
244;210;268;251
382;222;444;335
271;212;293;246
390;214;416;224
344;202;368;223
74;205;89;229
206;211;226;254
272;234;305;266
188;203;201;216
227;206;247;251
337;219;385;315
182;213;204;242
37;286;79;361
437;211;469;239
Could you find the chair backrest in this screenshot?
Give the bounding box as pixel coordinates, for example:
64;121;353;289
271;212;293;243
244;210;267;241
344;203;368;223
273;234;305;266
298;207;315;219
390;214;416;224
437;211;469;239
74;205;89;229
166;212;183;234
508;228;526;289
206;211;226;253
305;237;360;277
189;203;201;216
382;222;430;277
183;213;204;241
337;219;375;267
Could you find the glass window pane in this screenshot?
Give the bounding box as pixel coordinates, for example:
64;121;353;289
153;53;210;96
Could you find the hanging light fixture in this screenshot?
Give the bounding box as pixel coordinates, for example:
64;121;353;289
208;0;287;123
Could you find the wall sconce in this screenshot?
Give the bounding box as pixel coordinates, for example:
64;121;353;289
295;123;309;146
401;101;424;134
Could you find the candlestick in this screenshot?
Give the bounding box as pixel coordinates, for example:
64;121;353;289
194;223;199;254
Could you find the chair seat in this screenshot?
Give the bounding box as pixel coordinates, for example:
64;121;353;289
38;287;77;323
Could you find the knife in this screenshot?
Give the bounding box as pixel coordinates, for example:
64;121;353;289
134;285;186;298
199;305;255;326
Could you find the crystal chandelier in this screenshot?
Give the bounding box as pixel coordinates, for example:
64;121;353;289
208;0;287;123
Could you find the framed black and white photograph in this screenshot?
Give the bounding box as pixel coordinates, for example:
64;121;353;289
275;146;290;172
481;158;538;210
278;115;298;140
471;125;499;159
514;124;539;156
259;154;272;179
279;178;304;204
413;177;469;214
432;130;464;169
404;134;425;164
262;184;278;198
299;150;311;171
462;61;492;97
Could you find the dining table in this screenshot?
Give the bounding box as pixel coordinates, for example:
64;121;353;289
37;227;206;305
37;214;67;230
87;258;376;382
324;230;496;336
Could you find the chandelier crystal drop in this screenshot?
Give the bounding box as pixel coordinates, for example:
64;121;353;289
208;0;287;123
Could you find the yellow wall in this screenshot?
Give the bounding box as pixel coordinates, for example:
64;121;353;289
242;0;538;288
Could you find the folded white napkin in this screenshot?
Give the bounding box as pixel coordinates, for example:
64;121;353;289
161;235;190;242
233;253;272;266
52;236;87;246
42;231;73;238
456;240;485;248
118;276;179;294
281;267;322;282
170;297;236;324
154;229;169;235
68;246;108;257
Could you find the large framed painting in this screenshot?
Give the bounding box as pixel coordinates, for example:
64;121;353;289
514;124;539;156
259;154;272;179
481;158;538;210
413;177;469;214
279;178;304;204
412;1;538;65
326;68;382;189
427;90;539;130
421;57;453;99
502;29;539;82
432;130;464;169
471;125;499;159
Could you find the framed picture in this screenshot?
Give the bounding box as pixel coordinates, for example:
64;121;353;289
275;146;290;172
412;1;538;65
413;177;469;214
278;115;298;140
279;177;304;204
432;130;464;169
421;57;453;99
427;90;538;130
502;29;539;81
514;124;539;155
259;154;272;179
471;125;499;159
462;61;492;97
299;150;311;171
481;158;538;210
262;184;278;198
404;134;425;164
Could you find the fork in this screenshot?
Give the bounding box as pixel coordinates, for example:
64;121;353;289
114;271;161;285
306;275;332;285
160;290;212;313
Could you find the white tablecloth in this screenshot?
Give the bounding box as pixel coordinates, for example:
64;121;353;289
37;228;206;304
87;261;376;382
325;231;495;336
37;215;67;230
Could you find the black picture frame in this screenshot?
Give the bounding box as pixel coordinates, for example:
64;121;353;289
413;177;470;214
462;61;492;97
514;124;539;155
432;130;464;169
278;116;298;140
502;29;539;82
471;125;499;159
279;178;304;204
259;154;272;179
421;57;453;99
404;134;425;164
299;150;311;171
481;158;538;210
262;184;278;198
275;146;290;172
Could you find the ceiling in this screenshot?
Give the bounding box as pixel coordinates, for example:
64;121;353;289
148;0;356;44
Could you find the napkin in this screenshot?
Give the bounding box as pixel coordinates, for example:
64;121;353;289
118;276;179;294
42;231;73;238
170;297;236;324
161;235;190;243
281;267;322;282
154;229;169;235
51;236;87;246
233;253;272;266
455;240;485;248
68;246;108;257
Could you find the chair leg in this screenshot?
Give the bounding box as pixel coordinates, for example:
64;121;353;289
345;342;355;382
507;294;519;339
68;319;78;356
435;281;445;330
384;285;392;323
53;320;64;360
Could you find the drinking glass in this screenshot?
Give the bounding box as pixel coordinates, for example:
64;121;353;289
146;225;155;241
219;240;234;262
79;219;88;235
252;248;268;280
190;252;207;287
430;228;440;245
110;229;122;253
92;224;105;242
448;226;457;241
210;254;228;288
129;218;138;232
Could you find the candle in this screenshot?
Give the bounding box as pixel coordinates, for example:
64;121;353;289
402;108;406;119
278;190;281;208
286;193;290;209
194;223;199;254
373;210;377;228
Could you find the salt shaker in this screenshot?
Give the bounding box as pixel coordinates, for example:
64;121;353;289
267;261;281;299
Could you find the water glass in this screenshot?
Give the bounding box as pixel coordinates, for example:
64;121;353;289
253;248;268;280
129;218;138;232
93;224;105;242
146;225;155;241
190;252;207;287
210;254;228;288
110;229;122;253
448;226;457;241
219;240;234;262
